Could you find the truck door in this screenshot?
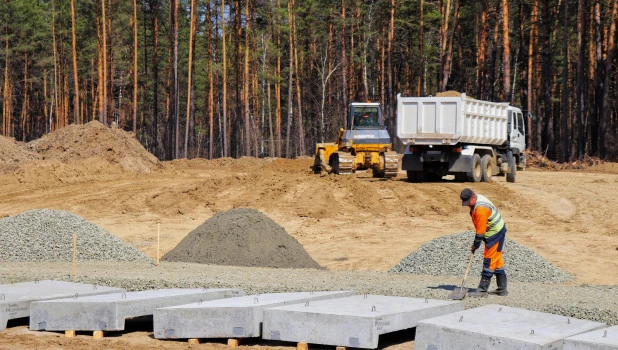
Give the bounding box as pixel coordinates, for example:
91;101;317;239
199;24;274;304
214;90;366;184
509;108;526;153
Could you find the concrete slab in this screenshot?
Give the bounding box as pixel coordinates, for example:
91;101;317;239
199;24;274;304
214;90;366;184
153;290;354;339
0;280;123;331
262;294;465;349
30;288;242;331
415;304;606;350
564;325;618;350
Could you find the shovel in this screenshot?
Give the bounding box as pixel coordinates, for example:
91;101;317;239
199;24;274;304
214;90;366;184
448;252;474;300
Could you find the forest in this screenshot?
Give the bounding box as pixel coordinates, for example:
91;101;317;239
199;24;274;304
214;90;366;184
1;0;617;162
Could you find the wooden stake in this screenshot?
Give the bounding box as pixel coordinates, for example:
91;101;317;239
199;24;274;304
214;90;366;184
93;330;104;338
71;234;77;277
297;343;309;350
187;338;200;344
156;223;160;266
65;330;76;338
227;339;239;347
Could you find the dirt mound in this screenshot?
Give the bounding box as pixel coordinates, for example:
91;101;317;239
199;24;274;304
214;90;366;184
0;135;39;174
162;208;322;269
26;121;160;173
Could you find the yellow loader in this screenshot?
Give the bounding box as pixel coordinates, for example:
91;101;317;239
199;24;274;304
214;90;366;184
313;102;398;178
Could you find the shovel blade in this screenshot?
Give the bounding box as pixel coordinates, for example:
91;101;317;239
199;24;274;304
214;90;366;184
448;287;468;300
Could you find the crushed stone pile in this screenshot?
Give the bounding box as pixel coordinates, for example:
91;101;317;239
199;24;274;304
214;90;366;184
162;208;322;269
0;209;153;263
389;231;573;283
26;121;160;173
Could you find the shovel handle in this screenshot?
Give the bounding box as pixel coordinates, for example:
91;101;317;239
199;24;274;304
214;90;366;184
460;252;474;287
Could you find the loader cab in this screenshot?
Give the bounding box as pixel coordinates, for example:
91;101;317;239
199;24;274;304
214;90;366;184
350;102;382;129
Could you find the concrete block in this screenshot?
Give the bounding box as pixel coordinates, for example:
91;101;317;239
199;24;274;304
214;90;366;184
30;288;242;331
262;294;464;349
415;304;606;350
564;325;618;350
0;280;123;331
154;290;354;339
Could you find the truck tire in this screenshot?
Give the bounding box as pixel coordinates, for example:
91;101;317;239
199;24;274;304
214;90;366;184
480;154;493;182
506;151;516;183
407;171;423;182
466;154;482;182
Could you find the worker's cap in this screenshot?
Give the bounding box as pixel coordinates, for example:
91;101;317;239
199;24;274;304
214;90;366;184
460;188;474;206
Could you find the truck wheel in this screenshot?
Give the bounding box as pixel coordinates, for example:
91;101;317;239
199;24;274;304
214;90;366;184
506;151;516;183
407;171;423;182
466;154;482;182
480;155;493;182
454;173;467;182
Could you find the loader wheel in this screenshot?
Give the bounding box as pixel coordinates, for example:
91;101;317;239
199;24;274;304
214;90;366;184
466;154;482;182
312;154;322;174
506;151;516;183
480;155;493;182
373;154;386;178
330;154;340;174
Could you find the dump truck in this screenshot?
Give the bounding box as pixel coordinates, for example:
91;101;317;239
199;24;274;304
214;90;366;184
313;102;398;178
396;93;526;183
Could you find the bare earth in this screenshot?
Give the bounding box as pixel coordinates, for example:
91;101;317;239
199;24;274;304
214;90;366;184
0;126;617;348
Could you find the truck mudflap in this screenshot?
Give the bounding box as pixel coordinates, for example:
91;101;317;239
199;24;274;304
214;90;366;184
402;154;422;171
448;154;474;172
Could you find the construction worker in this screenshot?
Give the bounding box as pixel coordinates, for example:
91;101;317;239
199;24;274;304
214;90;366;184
460;188;508;297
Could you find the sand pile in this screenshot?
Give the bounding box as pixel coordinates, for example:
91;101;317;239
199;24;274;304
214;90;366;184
162;208;322;269
27;121;160;173
0;135;39;174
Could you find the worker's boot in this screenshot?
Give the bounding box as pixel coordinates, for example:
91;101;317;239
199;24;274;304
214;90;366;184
489;274;508;296
469;276;491;297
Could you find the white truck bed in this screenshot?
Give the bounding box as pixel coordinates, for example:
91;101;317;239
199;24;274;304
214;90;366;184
396;94;509;146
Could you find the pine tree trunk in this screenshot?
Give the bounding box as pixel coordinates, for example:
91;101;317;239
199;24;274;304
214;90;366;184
70;0;80;124
501;0;511;102
599;0;618;158
292;0;305;156
275;0;281;157
133;0;138;132
387;0;394;131
418;0;424;96
561;0;569;161
2;38;10;136
285;0;294;157
102;0;108;125
341;0;348;129
244;0;251;156
440;0;459;92
184;0;196;158
438;0;452;92
20;54;29;141
208;2;214;159
221;0;228;157
477;1;489;99
576;0;587;157
541;0;555;159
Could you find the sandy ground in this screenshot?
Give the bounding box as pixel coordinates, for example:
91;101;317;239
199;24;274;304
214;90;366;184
0;155;617;349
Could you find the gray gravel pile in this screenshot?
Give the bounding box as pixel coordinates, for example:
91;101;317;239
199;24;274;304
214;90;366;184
0;261;615;326
389;231;574;283
0;209;153;263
